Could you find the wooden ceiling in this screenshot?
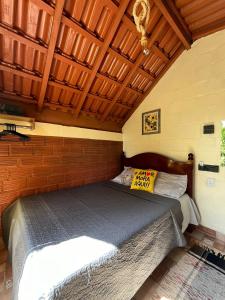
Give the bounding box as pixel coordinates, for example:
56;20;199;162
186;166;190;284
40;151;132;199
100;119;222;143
0;0;225;132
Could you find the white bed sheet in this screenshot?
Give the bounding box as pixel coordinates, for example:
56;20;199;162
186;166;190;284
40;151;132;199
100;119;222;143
177;194;200;232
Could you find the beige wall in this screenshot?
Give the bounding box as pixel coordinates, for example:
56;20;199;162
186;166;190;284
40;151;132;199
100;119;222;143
0;121;122;142
123;29;225;235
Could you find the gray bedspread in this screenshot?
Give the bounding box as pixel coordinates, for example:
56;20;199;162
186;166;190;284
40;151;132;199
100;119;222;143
2;181;186;300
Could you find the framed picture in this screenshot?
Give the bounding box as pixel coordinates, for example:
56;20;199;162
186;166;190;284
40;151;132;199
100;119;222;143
142;109;161;135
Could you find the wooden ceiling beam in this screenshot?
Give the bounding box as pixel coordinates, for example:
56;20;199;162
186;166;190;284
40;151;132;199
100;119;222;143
0;91;37;104
0;64;42;82
54;53;142;97
73;0;131;118
88;93;131;110
0;89;124;121
53;55;142;98
45;96;125;122
101;17;167;122
0;22;146;95
122;15;170;62
96;73;142;96
31;0;54;15
0;93;122;132
37;0;65;111
56;44;155;86
138;67;155;81
126;86;143;96
0;10;166;117
153;0;192;49
44;102;73;112
54;53;92;74
108;48;155;81
122;45;184;124
107;48;133;67
48;80;81;94
0;89;124;123
0;25;47;54
96;72;122;88
151;44;169;62
48;80;132;110
61;16;103;47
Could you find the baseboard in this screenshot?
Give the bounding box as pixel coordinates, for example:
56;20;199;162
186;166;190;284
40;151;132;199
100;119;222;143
186;224;225;243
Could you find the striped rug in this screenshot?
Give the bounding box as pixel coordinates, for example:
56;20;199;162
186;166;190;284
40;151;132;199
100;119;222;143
140;245;225;300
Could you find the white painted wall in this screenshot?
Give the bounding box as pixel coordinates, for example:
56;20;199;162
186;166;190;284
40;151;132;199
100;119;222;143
123;29;225;234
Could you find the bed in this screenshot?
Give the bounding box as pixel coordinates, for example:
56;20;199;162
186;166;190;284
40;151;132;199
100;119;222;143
2;152;199;300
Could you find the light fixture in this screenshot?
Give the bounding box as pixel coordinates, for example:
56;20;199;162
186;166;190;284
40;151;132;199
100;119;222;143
133;0;151;56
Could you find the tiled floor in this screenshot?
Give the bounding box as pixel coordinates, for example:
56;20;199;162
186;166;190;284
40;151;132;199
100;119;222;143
134;228;225;300
0;227;224;300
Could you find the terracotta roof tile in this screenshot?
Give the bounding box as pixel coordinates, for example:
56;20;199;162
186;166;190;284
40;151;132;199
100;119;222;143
0;0;224;131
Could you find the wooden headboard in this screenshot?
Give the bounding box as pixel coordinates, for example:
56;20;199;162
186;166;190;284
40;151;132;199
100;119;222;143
122;152;194;198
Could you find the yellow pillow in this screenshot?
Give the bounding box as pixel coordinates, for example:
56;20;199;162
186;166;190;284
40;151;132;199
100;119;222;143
130;169;158;193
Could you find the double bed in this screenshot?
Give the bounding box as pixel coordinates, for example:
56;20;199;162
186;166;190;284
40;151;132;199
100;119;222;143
2;152;199;300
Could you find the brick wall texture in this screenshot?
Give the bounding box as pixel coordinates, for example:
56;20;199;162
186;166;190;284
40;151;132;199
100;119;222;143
0;135;123;216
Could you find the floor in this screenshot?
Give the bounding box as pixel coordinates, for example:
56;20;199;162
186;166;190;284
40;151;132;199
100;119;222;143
133;228;225;300
0;227;224;300
0;237;12;300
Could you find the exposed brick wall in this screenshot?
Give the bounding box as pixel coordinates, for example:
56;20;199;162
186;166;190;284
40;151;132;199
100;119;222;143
0;135;122;215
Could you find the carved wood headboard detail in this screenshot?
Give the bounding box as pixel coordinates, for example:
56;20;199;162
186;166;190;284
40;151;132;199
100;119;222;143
122;152;194;198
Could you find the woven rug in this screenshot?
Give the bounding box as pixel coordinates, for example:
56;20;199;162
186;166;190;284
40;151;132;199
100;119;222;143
142;245;225;300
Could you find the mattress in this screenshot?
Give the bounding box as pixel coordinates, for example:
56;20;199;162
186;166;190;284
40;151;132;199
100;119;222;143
2;181;186;300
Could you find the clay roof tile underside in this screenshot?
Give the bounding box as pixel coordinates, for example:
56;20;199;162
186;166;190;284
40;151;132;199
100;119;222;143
0;0;225;132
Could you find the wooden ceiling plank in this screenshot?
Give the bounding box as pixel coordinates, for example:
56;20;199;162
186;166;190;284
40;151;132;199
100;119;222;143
154;0;192;49
101;17;167;121
0;64;42;82
0;25;47;53
184;0;224;24
122;45;184;124
189;9;225;32
180;0;215;17
73;0;131;118
37;0;65;110
192;17;225;40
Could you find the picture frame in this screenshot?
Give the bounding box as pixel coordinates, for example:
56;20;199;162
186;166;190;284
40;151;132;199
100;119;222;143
142;109;161;135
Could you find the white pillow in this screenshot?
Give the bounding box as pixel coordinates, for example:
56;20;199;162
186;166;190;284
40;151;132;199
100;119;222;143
154;172;187;199
112;167;134;186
